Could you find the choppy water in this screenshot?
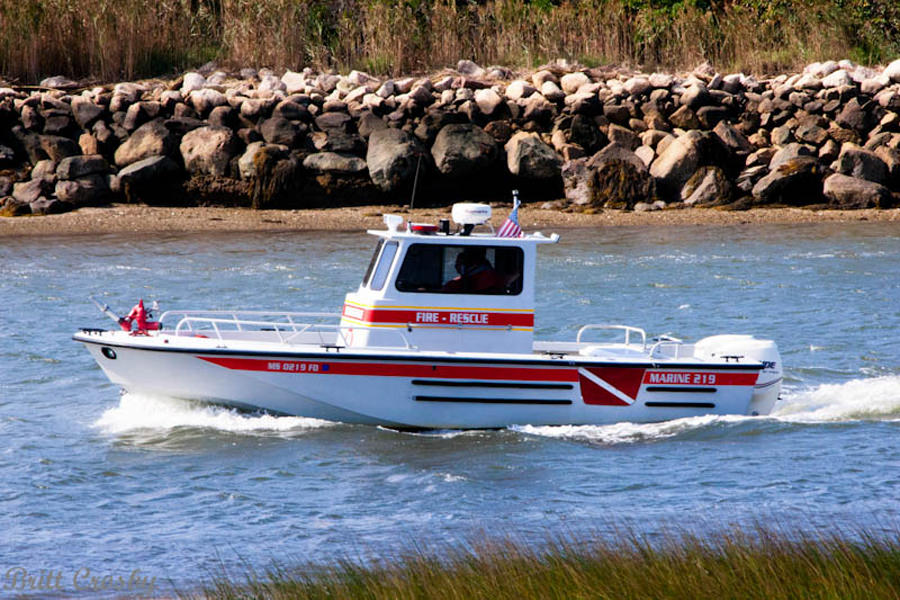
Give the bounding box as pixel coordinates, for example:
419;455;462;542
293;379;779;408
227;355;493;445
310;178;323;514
2;222;899;597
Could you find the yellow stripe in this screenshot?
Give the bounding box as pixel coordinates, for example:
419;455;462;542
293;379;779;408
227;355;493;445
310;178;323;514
344;300;533;313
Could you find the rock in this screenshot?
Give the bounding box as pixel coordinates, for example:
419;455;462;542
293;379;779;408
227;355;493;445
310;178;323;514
560;72;590;94
239;142;287;180
649;73;674;89
302;152;367;174
532;70;558;87
114;119;176;167
13;178;52;204
29;197;68;215
54;174;108;206
56;154;108;180
506;80;536;101
635;146;655;167
473;88;504;117
681;166;732;206
522;94;554;123
540;81;565;103
566;114;607;154
181;72;207;93
669;105;700;129
21;105;42;130
180;125;240;177
357;112;387;138
822;69;853;88
713;121;752;154
624;77;651;96
884;58;900;83
823;172;892;208
315;111;352;132
504;132;562;179
457;60;484;78
1;197;32;216
649;130;707;198
607;124;640;151
259;117;302;147
70;96;104;128
31;159;57;181
696;106;729;129
835;144;889;184
680;83;710;110
769;143;814;171
795;123;829;146
118;155;181;186
835;98;870;133
819;139;841;163
190;88;227;115
281;70;305;94
40;75;78;89
366;128;422;192
37;135;80;163
752;156;823;205
586;147;655;210
0;177;10;197
431;123;498;177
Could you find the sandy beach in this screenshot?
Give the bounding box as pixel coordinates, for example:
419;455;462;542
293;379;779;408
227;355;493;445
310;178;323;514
2;205;898;237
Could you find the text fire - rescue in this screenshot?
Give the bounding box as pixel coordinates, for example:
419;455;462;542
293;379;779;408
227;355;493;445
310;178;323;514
416;312;488;324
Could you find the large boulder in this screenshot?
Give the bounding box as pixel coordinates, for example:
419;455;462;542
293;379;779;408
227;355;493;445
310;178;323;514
259;117;302;148
180;126;240;177
681;166;732;206
366;128;422;192
238;142;288;181
823;173;892;208
752;157;824;205
56;155;109;180
302;152;367;174
431;124;497;177
39;135;80;162
70;96;104;129
585;143;655;209
12;178;53;204
55;174;109;206
114;119;176;167
116;155;183;203
835;144;889;184
505;132;562;179
649;130;707;198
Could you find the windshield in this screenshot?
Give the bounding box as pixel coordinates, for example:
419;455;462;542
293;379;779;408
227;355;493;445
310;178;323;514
395;243;523;295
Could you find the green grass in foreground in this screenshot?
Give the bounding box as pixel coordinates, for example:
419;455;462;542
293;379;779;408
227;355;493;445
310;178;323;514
193;527;900;600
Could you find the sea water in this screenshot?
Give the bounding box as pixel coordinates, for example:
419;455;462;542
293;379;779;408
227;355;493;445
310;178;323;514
1;222;899;596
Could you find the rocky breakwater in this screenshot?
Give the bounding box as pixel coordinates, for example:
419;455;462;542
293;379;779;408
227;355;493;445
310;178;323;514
3;58;900;218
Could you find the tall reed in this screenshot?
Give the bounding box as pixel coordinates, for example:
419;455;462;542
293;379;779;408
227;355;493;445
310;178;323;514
1;0;899;84
193;526;900;600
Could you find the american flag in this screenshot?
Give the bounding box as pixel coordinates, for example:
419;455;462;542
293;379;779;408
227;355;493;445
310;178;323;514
496;192;523;238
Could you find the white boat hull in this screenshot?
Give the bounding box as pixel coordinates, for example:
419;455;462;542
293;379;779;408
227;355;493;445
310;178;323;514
77;332;780;429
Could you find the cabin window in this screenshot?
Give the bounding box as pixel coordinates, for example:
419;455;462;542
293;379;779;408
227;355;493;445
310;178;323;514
369;241;399;291
361;240;384;287
395;244;523;295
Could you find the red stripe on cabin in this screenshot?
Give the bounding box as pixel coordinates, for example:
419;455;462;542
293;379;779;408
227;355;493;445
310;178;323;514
342;304;534;327
642;371;759;386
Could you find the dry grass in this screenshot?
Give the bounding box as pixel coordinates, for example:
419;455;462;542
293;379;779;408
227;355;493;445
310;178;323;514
1;0;898;84
191;526;900;600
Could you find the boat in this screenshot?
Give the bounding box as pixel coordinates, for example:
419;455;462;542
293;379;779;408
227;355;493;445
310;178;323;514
73;199;783;429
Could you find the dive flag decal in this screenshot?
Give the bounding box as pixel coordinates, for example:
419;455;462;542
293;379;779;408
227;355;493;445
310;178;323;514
579;367;646;406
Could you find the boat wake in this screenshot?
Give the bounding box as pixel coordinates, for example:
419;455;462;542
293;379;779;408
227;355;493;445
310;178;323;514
513;375;900;444
94;392;336;438
774;374;900;422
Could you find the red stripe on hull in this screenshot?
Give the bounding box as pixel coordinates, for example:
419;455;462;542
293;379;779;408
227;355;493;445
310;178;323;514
199;356;578;382
642;371;759;386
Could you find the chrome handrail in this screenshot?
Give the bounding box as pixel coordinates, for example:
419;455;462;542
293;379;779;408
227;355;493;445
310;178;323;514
576;324;647;349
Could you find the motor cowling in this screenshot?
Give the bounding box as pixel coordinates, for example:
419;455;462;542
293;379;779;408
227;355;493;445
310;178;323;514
694;334;783;415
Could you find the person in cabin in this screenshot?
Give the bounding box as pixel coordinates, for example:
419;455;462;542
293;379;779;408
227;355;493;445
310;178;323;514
443;247;505;293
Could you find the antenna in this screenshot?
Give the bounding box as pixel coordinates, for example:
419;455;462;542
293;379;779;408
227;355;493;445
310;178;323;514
409;154;422;210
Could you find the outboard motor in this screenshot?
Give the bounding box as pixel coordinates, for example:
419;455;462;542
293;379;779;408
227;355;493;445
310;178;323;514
694;334;783;415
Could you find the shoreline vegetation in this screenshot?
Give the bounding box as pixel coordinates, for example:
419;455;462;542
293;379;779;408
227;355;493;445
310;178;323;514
2;1;900;228
2;0;900;84
194;527;900;600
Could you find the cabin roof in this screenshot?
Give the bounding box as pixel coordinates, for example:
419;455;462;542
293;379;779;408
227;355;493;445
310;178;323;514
366;229;560;245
